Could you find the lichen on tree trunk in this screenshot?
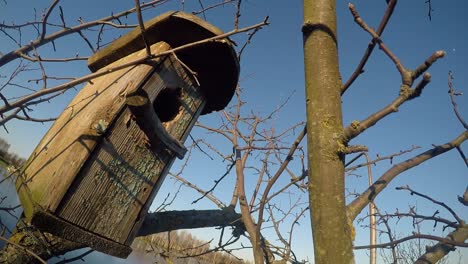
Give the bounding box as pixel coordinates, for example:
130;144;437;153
302;0;355;263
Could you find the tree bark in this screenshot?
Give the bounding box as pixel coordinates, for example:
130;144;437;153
0;209;243;263
302;0;355;263
137;208;242;236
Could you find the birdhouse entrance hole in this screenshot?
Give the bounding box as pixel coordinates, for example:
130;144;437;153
153;87;182;122
16;11;240;259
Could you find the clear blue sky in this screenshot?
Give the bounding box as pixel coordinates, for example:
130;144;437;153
1;0;467;263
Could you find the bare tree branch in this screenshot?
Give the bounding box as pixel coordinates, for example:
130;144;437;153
39;0;61;41
341;0;397;95
448;71;467;130
192;0;236;15
137;209;243;237
415;225;468;263
345;145;420;172
354;232;468;250
347;131;468;221
395;185;463;224
0;18;269;121
133;0;151;56
0;0;166;68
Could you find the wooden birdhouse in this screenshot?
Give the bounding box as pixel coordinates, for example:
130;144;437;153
15;11;239;258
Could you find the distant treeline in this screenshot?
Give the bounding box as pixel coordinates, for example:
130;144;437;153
0;137;25;168
133;230;252;264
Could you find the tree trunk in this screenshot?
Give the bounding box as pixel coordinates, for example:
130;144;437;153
302;0;355;263
235;158;265;264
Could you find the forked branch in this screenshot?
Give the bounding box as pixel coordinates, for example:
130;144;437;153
347;131;468;221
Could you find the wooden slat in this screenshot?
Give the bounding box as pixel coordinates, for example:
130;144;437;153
55;55;206;244
31;210;132;258
17;42;171;218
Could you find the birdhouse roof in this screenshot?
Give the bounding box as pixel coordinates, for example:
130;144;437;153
88;11;240;114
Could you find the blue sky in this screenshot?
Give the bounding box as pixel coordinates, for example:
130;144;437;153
1;0;467;263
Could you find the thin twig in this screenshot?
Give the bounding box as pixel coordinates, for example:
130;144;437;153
348;3;407;80
197;0;207;20
341;0;397;94
133;0;151;56
395;185;463;224
354;233;468;249
0;0;166;68
170;173;225;208
0;18;269;119
256;126;306;229
238;25;264;61
192;0;235;15
425;0;434;21
192;162;235;205
347;131;468;220
374;207;398;264
39;0;60;41
346;145;420;172
234;0;242;29
448;71;467;130
456;146;468;168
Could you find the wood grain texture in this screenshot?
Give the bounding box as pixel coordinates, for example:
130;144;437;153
31;210;132;258
55;55;205;245
16;42;170;219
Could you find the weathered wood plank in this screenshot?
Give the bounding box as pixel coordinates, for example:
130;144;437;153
87;11;224;72
31;210;132;258
55;55;205;244
16;42;171;218
13;11;239;258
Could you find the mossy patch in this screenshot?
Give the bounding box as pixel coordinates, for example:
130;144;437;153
399;84;412;97
350;120;360;130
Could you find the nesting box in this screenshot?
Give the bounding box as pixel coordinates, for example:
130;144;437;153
16;11;239;258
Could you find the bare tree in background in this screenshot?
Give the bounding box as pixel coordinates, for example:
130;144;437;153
178;88;308;263
361;186;465;264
